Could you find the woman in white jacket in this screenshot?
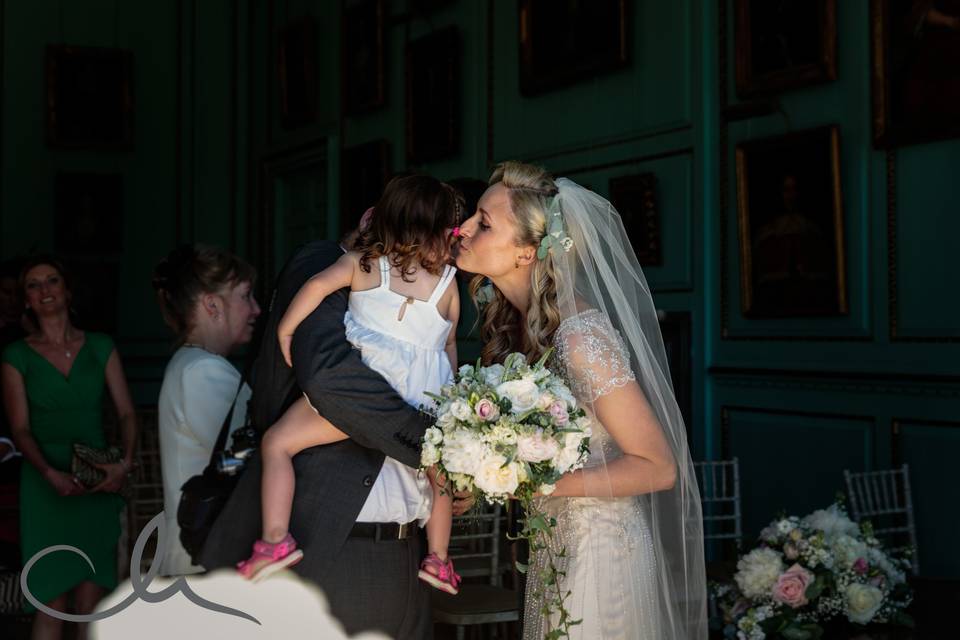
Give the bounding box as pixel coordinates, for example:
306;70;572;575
152;245;260;576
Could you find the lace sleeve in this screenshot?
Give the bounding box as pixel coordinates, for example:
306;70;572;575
554;309;636;403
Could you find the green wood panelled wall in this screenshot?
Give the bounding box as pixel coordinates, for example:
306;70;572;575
1;0;956;577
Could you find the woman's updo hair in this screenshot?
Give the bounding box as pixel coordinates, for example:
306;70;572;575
152;244;256;341
354;173;462;281
470;160;561;366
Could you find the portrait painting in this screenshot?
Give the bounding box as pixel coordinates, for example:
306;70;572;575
406;27;460;164
735;126;848;317
45;46;134;149
341;140;391;233
872;0;960;147
609;173;661;267
734;0;837;97
518;0;629;96
278;16;318;129
342;0;385;115
54;172;124;256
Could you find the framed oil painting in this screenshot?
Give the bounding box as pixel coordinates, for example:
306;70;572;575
734;0;837;97
735;126;848;317
609;173;661;267
342;139;391;233
342;0;385;115
278;16;317;129
406;27;460;164
518;0;629;96
872;0;960;147
54;172;123;256
45;45;134;149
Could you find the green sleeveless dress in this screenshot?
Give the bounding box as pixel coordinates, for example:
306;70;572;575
1;333;125;612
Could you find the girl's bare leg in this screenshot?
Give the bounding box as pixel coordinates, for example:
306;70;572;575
425;467;453;561
73;581;105;640
260;396;347;544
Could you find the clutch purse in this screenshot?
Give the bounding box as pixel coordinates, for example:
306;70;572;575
71;443;131;499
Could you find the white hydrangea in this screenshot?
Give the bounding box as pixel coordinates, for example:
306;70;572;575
802;504;859;539
482;363;505;386
442;429;485;476
735;548;784;599
830;534;867;570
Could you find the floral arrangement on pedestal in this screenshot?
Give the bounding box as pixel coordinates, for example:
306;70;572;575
420;350;591;640
713;500;914;640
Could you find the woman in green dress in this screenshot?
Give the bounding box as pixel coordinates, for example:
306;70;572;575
0;256;137;640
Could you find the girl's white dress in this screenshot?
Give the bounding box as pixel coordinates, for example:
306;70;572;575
341;255;458;523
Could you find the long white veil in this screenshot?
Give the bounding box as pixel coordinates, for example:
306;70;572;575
547;177;707;639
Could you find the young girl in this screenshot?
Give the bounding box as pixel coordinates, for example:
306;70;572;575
237;174;463;594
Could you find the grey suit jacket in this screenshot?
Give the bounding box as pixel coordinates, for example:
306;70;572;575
199;240;433;583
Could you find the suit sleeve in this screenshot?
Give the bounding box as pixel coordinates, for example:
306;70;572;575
290;287;431;469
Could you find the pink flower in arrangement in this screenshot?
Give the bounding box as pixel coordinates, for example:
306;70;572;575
474;398;500;422
783;542;799;560
771;564;816;609
869;574;885;588
548;401;569;425
852;557;869;575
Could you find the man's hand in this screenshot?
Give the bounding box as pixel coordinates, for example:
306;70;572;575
451;489;475;516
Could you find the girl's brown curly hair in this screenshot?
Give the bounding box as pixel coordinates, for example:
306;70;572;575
354;174;462;281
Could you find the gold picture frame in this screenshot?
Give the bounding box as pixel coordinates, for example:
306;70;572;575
735;126;848;317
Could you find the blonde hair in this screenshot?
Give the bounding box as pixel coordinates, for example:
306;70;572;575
470;160;561;366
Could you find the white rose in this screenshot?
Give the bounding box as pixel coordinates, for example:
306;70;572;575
424;427;443;446
496;379;540;413
537;392;556;410
552;430;588;473
436;410;456;429
540;483;557;496
482;364;505;387
473;454;520;496
516;432;560;463
845;583;883;624
450;400;474;422
420;442;440;467
442;429;486;476
735;548;784;599
458;364;475;379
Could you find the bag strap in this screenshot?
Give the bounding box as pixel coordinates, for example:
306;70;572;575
204;363;250;471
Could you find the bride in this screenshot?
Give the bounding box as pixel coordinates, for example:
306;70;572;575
454;161;707;639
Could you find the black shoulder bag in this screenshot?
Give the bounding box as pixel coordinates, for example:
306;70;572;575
176;373;258;565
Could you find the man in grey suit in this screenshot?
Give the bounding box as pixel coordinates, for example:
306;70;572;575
200;221;453;638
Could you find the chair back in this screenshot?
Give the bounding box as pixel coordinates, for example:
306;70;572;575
448;503;503;586
694;458;742;551
844;464;919;574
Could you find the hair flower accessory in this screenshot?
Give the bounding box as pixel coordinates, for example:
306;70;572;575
536;194;574;260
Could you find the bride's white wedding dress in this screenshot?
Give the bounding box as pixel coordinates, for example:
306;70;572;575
523;309;661;640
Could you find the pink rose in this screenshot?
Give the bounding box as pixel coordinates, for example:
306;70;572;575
852;557;868;575
771;564;815;609
548;401;569;425
475;398;500;422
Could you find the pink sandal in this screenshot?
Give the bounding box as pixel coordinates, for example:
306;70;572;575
236;532;304;583
418;552;461;595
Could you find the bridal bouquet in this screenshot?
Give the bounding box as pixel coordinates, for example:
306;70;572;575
714;500;914;640
420;350;591;639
